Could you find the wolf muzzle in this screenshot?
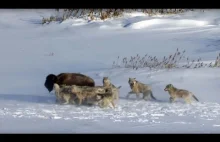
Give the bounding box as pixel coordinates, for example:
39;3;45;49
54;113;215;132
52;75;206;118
130;83;134;87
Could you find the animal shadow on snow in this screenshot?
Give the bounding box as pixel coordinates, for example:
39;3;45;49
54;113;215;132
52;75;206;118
20;18;43;25
0;94;101;107
0;94;55;104
119;96;168;103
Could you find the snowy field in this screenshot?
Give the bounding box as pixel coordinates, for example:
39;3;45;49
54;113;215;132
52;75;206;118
1;9;220;133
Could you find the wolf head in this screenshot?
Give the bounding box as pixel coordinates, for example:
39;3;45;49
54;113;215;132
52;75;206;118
164;84;174;91
128;77;137;87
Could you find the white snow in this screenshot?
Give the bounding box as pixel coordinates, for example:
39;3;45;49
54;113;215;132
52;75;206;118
1;9;220;133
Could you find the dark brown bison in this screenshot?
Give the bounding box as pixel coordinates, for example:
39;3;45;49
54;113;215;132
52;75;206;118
44;73;95;93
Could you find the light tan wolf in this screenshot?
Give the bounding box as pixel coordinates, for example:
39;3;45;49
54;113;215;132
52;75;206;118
127;78;157;101
102;77;121;101
70;85;110;106
96;87;118;109
103;77;121;88
53;83;78;105
164;84;199;104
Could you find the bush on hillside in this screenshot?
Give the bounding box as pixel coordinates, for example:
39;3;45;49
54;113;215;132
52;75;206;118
112;48;219;70
42;9;196;24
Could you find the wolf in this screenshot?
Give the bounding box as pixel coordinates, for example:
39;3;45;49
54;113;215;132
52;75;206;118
103;77;121;88
53;84;108;105
127;78;156;101
70;85;110;106
53;83;78;105
164;84;199;104
102;77;121;101
96;87;119;109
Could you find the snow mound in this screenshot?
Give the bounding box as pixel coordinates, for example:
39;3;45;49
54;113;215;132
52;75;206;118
127;19;209;30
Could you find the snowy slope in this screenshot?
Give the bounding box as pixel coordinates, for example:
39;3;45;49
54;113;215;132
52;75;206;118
0;9;220;133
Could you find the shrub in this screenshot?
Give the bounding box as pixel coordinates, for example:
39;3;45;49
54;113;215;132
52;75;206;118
112;48;219;70
42;9;197;24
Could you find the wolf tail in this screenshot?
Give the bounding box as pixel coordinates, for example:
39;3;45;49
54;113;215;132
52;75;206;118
192;94;199;102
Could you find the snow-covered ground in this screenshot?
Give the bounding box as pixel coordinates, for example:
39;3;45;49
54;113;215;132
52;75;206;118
1;9;220;133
